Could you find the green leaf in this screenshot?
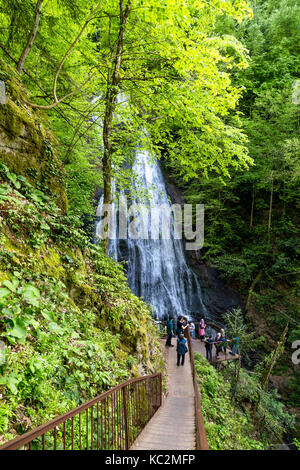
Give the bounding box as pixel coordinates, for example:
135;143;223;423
0;288;11;300
40;221;50;230
0;345;5;366
0;373;21;394
41;309;57;322
2;279;19;293
27;318;40;330
7;318;27;341
22;285;40;306
6;172;21;189
28;357;43;374
48;322;64;335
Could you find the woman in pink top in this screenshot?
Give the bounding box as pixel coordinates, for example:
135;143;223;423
199;318;206;340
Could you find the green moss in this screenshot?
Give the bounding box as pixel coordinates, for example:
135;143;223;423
131;364;141;377
5;79;23;103
42;248;66;279
0;99;23;138
0;270;9;283
0;64;25;107
56;191;68;212
0;150;41;179
1;231;27;255
68;283;97;307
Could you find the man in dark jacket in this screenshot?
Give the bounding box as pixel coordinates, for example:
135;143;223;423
165;316;174;347
205;335;214;362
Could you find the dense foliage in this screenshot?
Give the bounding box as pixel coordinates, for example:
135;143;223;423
195;352;295;450
164;0;300;412
0;0;255;228
0;161;163;442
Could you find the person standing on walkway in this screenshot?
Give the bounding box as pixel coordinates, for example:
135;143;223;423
176;333;188;366
165;316;175;347
176;316;182;335
220;328;227;354
205;335;214;362
189;321;195;340
215;332;222;359
199;318;206;340
230;336;239;356
176;316;188;337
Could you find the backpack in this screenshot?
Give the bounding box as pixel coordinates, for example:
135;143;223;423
177;339;188;355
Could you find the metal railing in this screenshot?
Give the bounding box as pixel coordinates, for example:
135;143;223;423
185;327;209;450
195;319;224;335
0;373;162;451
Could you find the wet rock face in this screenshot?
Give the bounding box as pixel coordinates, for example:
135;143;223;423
163;173;243;319
163;174;185;205
188;259;243;318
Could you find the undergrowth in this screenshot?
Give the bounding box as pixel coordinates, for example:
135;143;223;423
0;162;163;442
194;352;295;450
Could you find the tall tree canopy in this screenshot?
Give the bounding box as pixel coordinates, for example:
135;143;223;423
0;0;253;218
166;0;299;360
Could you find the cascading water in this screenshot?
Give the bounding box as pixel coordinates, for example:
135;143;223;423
95;146;208;321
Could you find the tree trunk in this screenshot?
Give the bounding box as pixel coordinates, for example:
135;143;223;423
250;186;255;227
267;171;274;244
260;324;289;391
245;269;263;313
17;0;44;75
102;0;132;254
253;0;257;23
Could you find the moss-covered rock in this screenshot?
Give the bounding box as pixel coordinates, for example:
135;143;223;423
0;59;67;212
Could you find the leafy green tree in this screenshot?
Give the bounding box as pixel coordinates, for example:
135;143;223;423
166;2;299;373
0;0;254;243
223;308;262;401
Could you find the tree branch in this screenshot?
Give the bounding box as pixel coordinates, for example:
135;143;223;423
0;41;76;129
17;0;44;75
24;62;104;110
53;0;104;102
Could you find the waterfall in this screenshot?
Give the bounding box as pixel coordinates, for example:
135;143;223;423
95;147;208;321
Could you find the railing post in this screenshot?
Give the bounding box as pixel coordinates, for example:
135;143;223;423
122;386;130;450
186;325;209;450
160;373;162;407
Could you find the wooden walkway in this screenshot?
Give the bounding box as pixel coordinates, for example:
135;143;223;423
131;341;196;450
130;336;238;451
193;338;240;363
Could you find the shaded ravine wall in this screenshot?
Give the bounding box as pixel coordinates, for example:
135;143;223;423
163;170;243;321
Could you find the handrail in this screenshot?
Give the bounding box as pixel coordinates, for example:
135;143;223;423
196;319;224;332
185;327;209;450
0;373;162;451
